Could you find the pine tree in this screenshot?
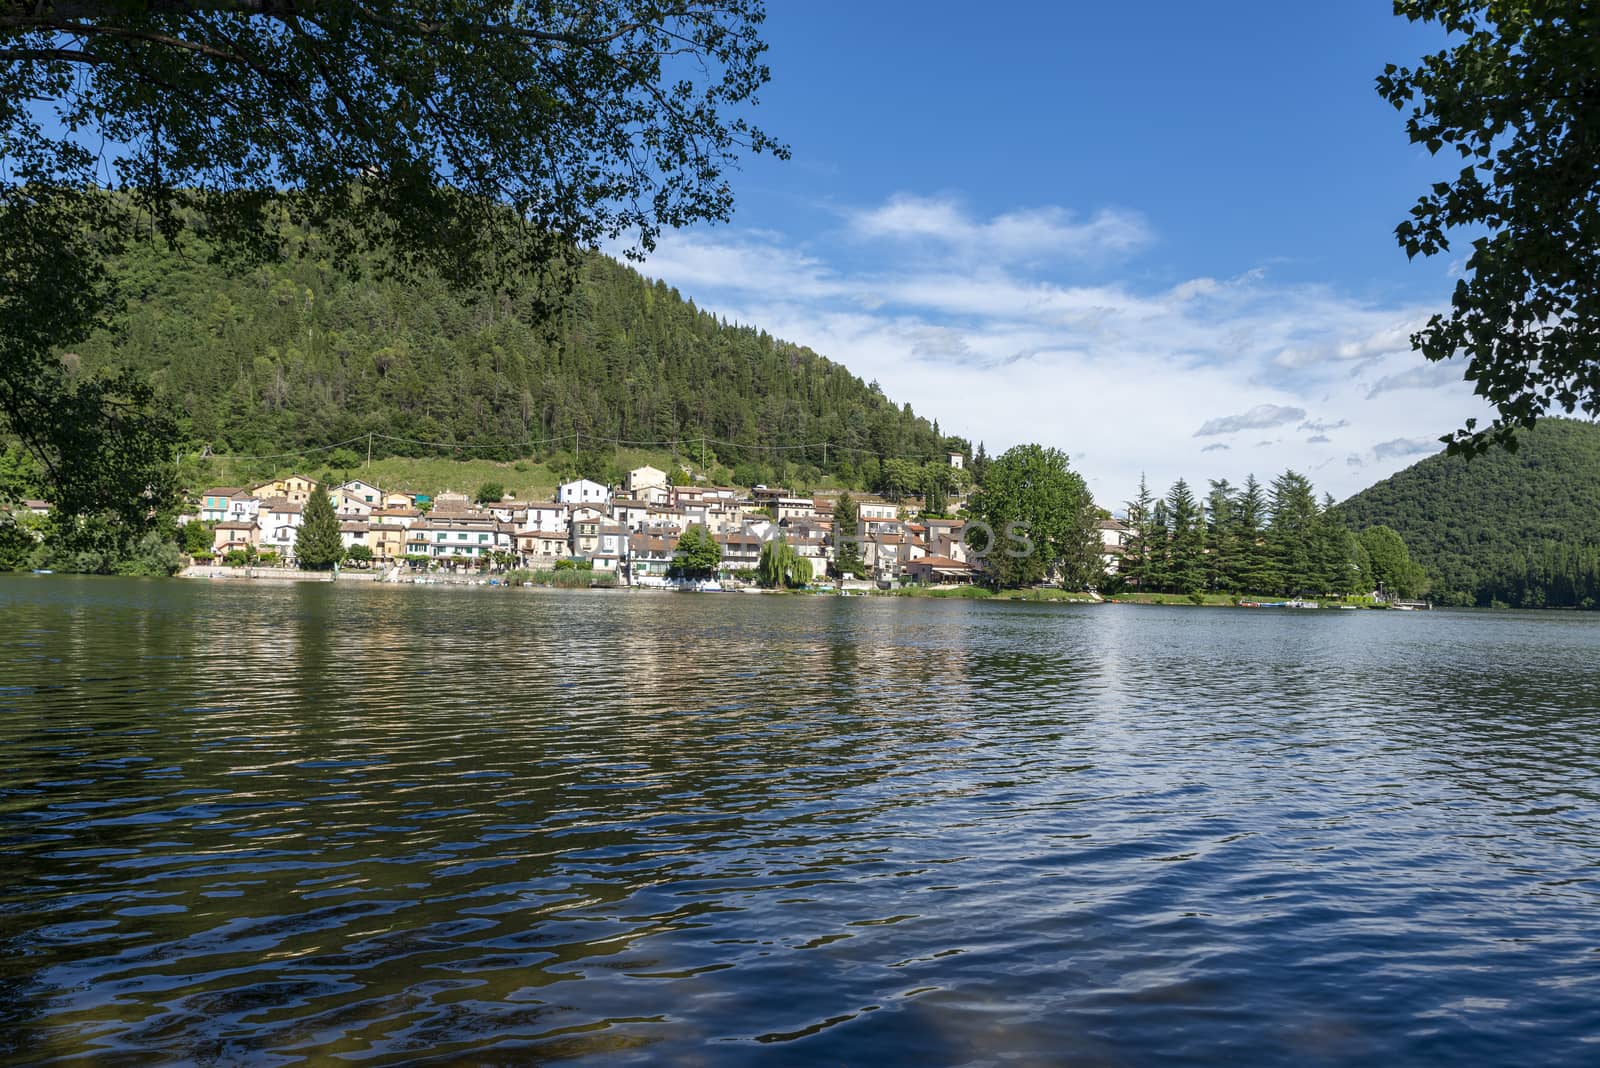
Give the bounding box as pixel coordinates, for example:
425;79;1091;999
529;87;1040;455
1121;475;1154;589
1205;478;1237;591
832;492;865;578
1165;479;1205;593
294;484;343;570
1232;474;1274;594
1268;470;1319;595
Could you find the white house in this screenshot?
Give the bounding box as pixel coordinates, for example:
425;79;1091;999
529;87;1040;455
198;487;244;522
557;478;610;505
608;498;652;531
521;502;570;535
1098;518;1131;573
339;521;371;552
256;498;303;559
339;479;384;506
624;465;667;496
335;494;374;520
405;516;514;563
948;451;965;469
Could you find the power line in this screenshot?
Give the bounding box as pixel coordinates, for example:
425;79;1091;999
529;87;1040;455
192;430;897;462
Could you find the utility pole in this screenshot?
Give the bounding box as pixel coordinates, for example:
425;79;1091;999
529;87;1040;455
366;432;372;472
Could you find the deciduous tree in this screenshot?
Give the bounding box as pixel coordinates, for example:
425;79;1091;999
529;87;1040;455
1379;0;1600;453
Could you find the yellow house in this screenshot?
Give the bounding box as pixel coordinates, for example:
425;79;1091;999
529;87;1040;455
368;523;407;563
248;478;287;499
282;474;317;503
381;491;416;509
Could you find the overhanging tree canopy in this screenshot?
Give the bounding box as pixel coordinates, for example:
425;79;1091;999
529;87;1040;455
1379;0;1600;454
1;0;784;519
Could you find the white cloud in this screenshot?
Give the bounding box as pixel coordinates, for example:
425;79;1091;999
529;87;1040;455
1372;436;1441;461
1195;404;1307;437
629;192;1495;501
1365;360;1463;398
852;193;1152;262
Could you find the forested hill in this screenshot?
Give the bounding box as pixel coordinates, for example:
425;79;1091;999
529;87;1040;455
67;236;960;486
1337;419;1600;608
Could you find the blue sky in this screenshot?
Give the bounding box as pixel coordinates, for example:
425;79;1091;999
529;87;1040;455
624;1;1496;503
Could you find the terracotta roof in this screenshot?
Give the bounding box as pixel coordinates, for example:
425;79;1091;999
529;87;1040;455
213;520;257;530
911;555;972;570
201;486;243;497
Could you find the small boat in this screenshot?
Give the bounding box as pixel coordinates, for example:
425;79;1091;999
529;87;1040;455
30;569;53;574
1286;600;1319;609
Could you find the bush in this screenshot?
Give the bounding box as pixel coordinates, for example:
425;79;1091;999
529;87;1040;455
475;481;506;504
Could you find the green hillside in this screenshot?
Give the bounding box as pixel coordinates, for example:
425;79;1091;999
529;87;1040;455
1336;419;1600;608
67;232;965;492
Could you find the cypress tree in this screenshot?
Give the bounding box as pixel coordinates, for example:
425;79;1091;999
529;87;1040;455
294;484;343;570
832;492;865;578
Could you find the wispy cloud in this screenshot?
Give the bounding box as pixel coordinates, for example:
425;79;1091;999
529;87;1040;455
1300;418;1349;432
629;191;1494;501
1272;320;1421;370
852;194;1152;262
1195;404;1307;437
1365;360;1463;398
1372;436;1440;461
1307;434;1331;444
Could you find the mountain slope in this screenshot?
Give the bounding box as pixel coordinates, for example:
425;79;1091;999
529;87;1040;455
1337;418;1600;607
67;236;962;488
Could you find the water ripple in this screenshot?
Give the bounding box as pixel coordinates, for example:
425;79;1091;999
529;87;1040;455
2;577;1600;1064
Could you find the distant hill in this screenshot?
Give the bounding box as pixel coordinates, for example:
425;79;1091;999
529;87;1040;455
1337;418;1600;608
67;235;963;490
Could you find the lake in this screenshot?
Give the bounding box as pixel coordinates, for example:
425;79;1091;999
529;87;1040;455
2;575;1599;1065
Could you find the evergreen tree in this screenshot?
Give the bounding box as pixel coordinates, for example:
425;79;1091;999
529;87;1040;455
1311;492;1351;594
1164;479;1205;593
832;492;865;578
1205;478;1238;591
1268;470;1319;594
1232;475;1274;594
294;485;343;570
922;463;949;517
1123;474;1157;589
1147;497;1171;591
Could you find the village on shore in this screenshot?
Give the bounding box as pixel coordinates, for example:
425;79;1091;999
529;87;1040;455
185;453;1131;590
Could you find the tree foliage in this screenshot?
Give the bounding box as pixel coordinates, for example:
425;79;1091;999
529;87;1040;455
756;533;810;589
970;444;1095;589
671;523;720;579
1121;468;1385;598
64;241;961;483
831;492;864;578
294;484;342;569
1378;1;1600;453
2;0;786;532
1337;417;1600;606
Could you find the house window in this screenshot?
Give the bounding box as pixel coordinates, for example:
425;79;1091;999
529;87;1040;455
479;534;488;543
437;532;447;541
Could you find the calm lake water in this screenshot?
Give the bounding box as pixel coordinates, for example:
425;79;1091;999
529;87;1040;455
2;575;1599;1065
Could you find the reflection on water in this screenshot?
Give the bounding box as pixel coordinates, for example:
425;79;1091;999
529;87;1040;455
3;576;1600;1065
